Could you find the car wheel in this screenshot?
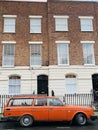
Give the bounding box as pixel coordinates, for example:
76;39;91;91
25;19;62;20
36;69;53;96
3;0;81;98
75;113;87;126
20;115;33;127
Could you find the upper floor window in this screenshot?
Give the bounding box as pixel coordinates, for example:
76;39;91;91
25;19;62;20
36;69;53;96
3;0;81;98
2;41;16;67
9;75;21;95
81;41;95;65
54;16;69;31
29;41;42;66
56;41;70;65
65;74;77;94
29;16;42;33
3;15;17;33
79;16;93;31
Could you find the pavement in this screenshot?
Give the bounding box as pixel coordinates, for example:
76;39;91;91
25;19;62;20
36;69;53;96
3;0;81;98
0;113;3;121
95;111;98;116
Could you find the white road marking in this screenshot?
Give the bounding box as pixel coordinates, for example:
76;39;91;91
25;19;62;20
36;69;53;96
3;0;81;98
57;126;70;129
3;129;15;130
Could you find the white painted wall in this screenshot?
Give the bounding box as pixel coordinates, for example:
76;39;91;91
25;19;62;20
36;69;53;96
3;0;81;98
0;65;98;95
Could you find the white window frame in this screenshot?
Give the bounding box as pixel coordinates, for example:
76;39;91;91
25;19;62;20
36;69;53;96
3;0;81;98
29;16;42;33
79;16;94;32
3;15;17;33
29;41;43;67
9;75;21;95
56;41;70;65
54;16;69;31
2;41;16;67
65;75;77;94
81;41;95;65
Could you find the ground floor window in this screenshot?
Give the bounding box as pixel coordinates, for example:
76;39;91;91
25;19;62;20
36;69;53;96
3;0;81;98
65;74;77;94
9;75;20;94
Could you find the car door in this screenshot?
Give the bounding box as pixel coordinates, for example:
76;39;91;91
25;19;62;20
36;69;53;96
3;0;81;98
32;98;49;121
48;98;67;121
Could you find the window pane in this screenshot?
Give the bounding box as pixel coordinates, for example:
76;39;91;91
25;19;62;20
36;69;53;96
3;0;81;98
30;44;42;66
9;76;20;94
34;98;47;106
57;43;69;65
30;18;41;33
8;99;33;106
4;18;15;33
49;98;63;106
55;18;68;31
82;43;94;65
80;19;93;31
2;44;15;67
66;77;77;94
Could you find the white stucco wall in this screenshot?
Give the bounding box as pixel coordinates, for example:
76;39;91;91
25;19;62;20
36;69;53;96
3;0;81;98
0;65;98;95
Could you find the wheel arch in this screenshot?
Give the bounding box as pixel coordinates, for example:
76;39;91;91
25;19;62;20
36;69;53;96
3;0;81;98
18;114;35;121
72;112;87;121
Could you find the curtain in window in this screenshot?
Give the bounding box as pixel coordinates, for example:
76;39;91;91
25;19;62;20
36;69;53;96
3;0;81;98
66;76;77;94
30;18;41;33
30;44;42;66
4;18;15;32
9;76;20;94
83;43;94;64
81;19;93;31
3;44;15;67
55;18;68;31
57;43;69;65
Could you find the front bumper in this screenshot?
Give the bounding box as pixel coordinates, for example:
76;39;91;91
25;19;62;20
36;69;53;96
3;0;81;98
90;114;97;121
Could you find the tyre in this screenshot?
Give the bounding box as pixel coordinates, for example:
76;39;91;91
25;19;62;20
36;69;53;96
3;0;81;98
20;115;33;127
75;113;87;126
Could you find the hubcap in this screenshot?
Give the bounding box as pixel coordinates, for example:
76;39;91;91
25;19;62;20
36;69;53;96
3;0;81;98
23;117;30;125
78;116;84;123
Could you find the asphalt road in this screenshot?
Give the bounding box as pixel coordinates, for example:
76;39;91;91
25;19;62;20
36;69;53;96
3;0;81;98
0;120;98;130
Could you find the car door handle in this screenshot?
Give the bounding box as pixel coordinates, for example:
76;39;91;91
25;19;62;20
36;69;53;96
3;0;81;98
6;108;10;111
49;108;53;110
32;108;36;111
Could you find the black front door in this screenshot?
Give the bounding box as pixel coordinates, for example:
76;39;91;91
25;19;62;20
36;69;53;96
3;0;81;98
37;75;48;95
92;74;98;101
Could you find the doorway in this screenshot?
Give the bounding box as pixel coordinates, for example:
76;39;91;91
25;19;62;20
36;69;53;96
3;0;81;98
92;74;98;102
37;75;48;95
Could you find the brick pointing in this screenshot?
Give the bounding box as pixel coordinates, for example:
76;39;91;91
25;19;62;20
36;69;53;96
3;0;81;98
0;1;48;66
0;1;98;66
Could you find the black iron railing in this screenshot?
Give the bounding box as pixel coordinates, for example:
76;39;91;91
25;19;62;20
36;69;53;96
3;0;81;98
0;93;96;113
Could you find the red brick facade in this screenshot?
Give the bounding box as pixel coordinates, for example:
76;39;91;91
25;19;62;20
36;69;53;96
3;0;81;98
0;0;98;66
0;1;48;66
48;0;98;65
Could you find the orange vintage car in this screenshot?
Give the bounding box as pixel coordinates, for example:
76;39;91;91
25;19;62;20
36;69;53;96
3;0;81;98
2;95;97;127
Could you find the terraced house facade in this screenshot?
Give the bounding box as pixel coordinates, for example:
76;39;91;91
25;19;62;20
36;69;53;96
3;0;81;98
0;0;98;101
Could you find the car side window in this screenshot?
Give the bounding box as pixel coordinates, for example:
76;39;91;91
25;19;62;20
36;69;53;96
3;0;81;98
49;98;63;106
8;98;33;106
34;98;47;106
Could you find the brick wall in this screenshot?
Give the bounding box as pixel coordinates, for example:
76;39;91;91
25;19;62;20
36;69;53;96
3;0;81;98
0;0;98;66
0;1;48;66
48;1;98;65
